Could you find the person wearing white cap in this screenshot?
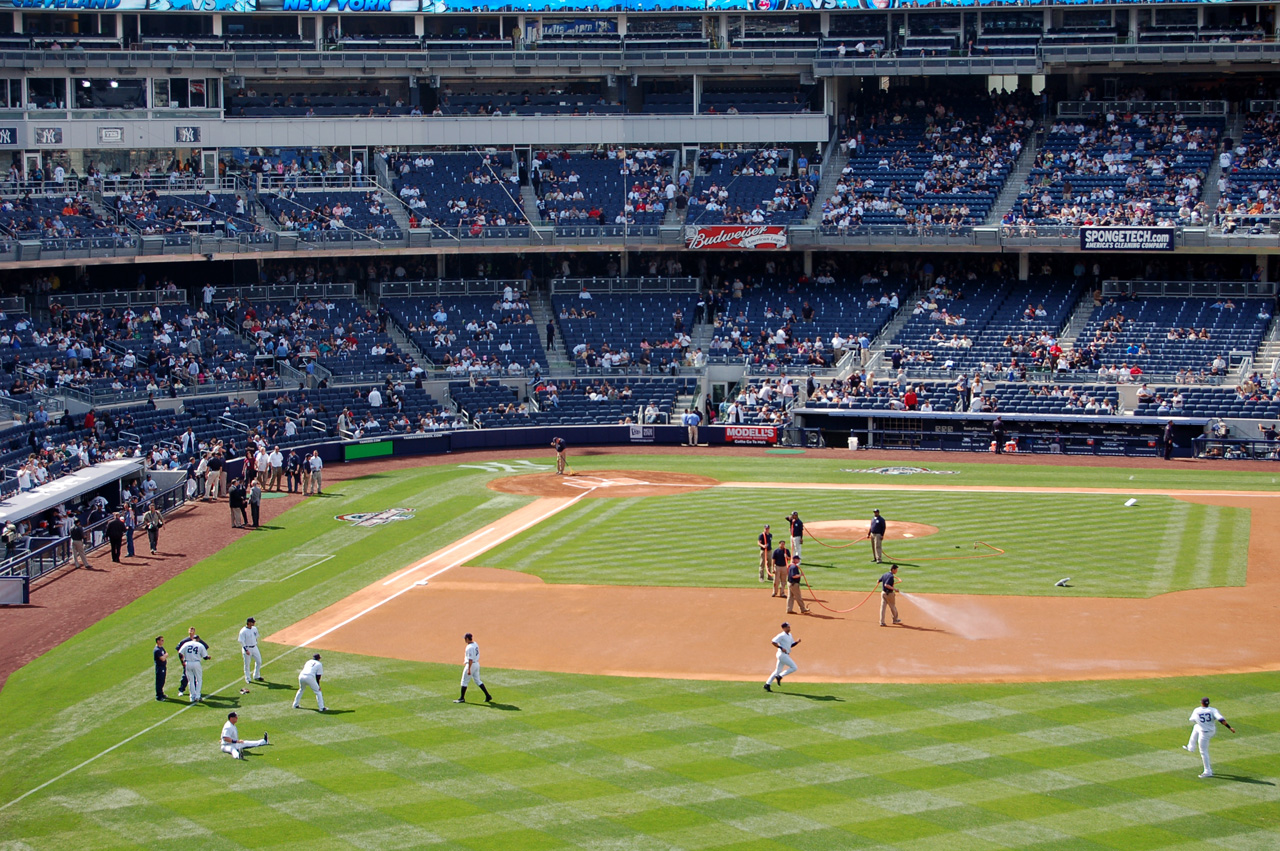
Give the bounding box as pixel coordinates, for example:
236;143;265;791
867;509;887;563
764;622;799;691
1186;697;1235;777
238;617;263;684
293;653;325;711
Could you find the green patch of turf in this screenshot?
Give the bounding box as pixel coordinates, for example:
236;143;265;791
0;458;1278;850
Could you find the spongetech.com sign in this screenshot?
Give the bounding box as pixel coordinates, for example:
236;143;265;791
1080;226;1176;252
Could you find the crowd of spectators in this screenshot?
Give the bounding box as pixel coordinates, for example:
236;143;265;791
830;90;1031;233
1215;111;1280;232
687;148;813;225
533;148;674;226
1006;109;1217;230
0;190;131;243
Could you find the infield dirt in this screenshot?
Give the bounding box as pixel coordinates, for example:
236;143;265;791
272;477;1280;685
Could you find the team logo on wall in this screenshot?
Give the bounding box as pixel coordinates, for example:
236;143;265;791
841;467;958;476
335;508;415;527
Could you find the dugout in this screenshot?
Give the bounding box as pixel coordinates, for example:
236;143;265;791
795;410;1210;458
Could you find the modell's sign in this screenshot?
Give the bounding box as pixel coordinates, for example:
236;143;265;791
685;225;788;250
724;425;777;445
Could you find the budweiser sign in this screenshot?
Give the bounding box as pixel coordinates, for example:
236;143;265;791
684;225;788;250
724;425;778;445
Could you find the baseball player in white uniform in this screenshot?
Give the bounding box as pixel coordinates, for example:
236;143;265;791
1185;696;1235;777
455;633;493;703
238;617;263;684
763;622;799;692
220;712;270;760
180;635;210;702
293;653;326;711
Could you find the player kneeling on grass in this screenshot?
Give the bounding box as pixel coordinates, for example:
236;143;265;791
221;712;270;759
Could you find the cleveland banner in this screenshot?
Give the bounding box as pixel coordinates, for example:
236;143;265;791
1080;226;1176;252
685;225;788;250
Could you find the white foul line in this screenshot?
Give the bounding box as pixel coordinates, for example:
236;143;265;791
381;527;496;586
0;490;594;812
0;644;307;814
303;490;594;647
281;554;335;581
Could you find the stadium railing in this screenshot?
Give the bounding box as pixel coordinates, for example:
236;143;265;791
0;477;191;582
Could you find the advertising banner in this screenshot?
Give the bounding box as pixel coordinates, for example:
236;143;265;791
1080;226;1176;252
628;424;655;443
684;224;788;250
724;425;777;445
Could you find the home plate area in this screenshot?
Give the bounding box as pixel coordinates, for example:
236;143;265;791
487;470;718;498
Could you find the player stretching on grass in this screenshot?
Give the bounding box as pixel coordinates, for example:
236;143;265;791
1186;697;1235;778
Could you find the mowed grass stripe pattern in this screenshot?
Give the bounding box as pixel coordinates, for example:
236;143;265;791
480;490;1250;598
1;663;1278;850
1;456;1278;850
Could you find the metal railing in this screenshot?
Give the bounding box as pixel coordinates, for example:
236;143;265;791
1100;280;1277;298
549;276;700;294
209;283;357;304
1055;99;1228;118
0;478;191;582
48;288;189;311
374;279;521;299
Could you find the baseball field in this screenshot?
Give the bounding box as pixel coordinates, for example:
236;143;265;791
2;450;1279;849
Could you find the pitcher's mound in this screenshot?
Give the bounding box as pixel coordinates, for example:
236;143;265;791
807;520;939;541
489;470;719;498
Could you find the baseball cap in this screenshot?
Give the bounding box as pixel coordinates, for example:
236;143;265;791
1201;697;1210;705
247;617;255;623
313;653;321;660
781;622;790;628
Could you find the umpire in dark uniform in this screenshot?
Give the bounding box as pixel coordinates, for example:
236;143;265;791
992;416;1006;454
1164;420;1176;461
154;636;168;701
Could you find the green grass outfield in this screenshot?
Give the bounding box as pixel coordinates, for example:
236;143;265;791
1;454;1278;850
480;489;1250;598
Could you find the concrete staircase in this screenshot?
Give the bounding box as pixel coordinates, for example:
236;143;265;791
805;145;850;225
379;188;413;235
1253;315;1280;377
1200;112;1244;217
984;133;1039;225
1056;292;1098;356
854;287;923;377
528;290;574;373
521;184;540;224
